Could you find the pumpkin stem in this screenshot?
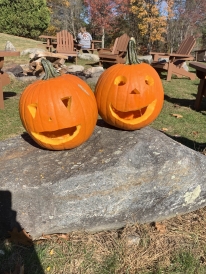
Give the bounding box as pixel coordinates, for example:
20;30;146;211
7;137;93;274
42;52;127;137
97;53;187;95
41;58;60;80
126;37;142;65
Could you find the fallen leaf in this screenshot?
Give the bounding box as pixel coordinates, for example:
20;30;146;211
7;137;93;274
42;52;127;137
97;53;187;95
46;266;51;272
41;233;52;239
49;249;54;255
191;131;199;136
57;233;69;240
171;113;183;118
154;222;166;233
161;128;168;131
8;227;33;246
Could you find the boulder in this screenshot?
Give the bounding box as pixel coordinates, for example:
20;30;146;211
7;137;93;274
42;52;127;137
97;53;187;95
78;53;99;62
138;55;153;64
83;66;104;76
1;123;206;239
66;65;85;73
20;48;46;56
5;65;23;76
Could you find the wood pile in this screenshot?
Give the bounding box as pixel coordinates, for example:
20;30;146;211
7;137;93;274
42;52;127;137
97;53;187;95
26;51;68;77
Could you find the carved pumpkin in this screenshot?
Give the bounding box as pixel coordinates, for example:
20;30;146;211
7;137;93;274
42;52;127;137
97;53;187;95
19;59;98;150
94;38;164;130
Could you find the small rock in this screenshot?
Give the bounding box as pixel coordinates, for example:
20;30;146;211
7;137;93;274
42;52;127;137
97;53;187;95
67;65;85;73
5;41;16;51
125;234;141;246
16;76;37;82
21;48;46;56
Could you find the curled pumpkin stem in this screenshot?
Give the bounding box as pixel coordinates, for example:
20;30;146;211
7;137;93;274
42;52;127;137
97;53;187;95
126;37;142;65
41;58;60;80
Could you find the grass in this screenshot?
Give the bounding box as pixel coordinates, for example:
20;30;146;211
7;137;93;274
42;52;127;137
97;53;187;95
1;33;206;273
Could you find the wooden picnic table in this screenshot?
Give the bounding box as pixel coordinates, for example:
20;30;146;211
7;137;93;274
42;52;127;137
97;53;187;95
39;35;57;52
189;61;206;111
0;50;20;109
90;40;102;53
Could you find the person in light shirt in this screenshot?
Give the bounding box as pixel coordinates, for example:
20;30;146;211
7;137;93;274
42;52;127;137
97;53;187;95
77;27;92;53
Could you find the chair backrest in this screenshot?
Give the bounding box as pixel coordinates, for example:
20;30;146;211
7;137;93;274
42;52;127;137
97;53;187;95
112;34;130;54
176;36;196;55
56;30;74;53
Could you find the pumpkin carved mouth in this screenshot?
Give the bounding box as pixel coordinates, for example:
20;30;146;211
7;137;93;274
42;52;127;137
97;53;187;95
31;125;81;145
109;100;157;124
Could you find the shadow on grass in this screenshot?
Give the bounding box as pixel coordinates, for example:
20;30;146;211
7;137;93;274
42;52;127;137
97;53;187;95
3;91;17;100
162;132;206;152
0;191;44;274
164;94;196;108
164;94;206;112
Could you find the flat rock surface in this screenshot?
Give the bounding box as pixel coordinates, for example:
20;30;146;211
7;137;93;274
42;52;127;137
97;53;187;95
1;121;206;239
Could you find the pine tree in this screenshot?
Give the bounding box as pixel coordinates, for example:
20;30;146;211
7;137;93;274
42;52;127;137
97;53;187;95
0;0;50;39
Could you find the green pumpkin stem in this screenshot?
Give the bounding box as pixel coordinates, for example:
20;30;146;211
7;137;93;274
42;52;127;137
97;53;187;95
126;37;142;65
41;58;60;80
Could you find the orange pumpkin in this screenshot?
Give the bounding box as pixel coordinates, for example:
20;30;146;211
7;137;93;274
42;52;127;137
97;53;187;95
19;59;98;150
94;39;164;130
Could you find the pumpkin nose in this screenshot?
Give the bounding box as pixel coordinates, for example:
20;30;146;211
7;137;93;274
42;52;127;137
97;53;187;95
131;88;140;94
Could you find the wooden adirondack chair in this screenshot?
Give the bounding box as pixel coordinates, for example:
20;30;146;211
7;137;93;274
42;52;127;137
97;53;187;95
56;30;78;65
150;36;196;81
97;34;130;66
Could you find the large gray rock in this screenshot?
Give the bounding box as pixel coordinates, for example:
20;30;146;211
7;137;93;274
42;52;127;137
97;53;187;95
78;53;99;62
0;123;206;239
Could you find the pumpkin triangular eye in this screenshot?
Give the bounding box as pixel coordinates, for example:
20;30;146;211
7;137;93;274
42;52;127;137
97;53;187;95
114;76;127;86
131;88;140;94
62;97;72;111
28;103;37;118
145;76;154;86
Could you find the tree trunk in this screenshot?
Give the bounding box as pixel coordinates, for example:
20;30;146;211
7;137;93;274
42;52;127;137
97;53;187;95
102;26;105;48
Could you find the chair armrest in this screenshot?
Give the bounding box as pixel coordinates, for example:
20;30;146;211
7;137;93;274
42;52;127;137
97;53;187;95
149;52;170;61
149;51;168;55
193;49;206;53
97;48;112;53
167;53;193;58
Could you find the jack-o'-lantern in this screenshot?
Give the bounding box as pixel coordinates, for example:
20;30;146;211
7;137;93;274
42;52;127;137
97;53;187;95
94;38;164;130
19;59;98;150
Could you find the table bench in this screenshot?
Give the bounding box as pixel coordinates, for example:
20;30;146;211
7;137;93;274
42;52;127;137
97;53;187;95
0;50;20;109
189;61;206;110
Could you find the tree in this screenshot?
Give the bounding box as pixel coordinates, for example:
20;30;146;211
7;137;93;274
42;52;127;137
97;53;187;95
162;0;206;52
130;0;166;50
0;0;50;39
46;0;85;38
84;0;130;47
